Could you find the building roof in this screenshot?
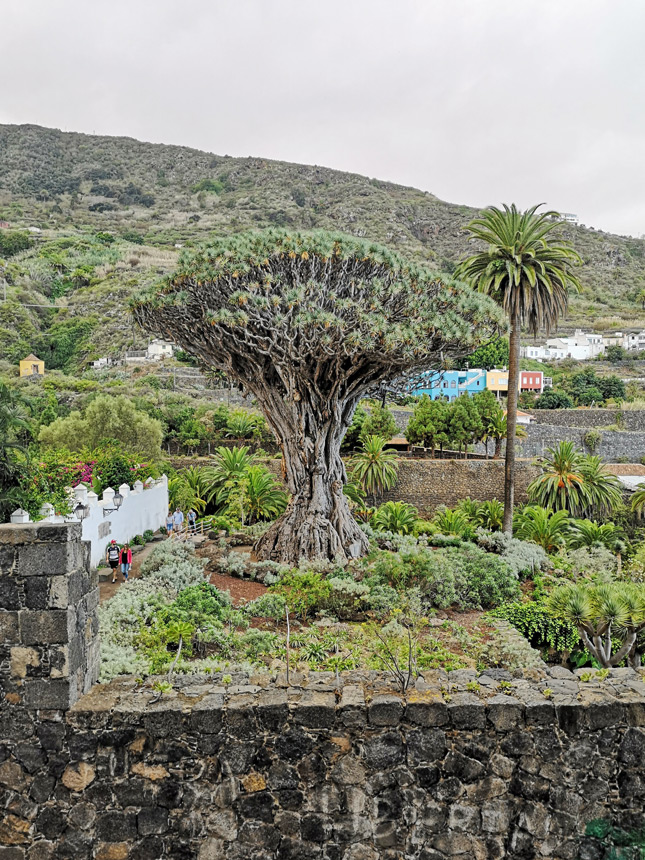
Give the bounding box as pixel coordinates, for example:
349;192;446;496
22;353;42;362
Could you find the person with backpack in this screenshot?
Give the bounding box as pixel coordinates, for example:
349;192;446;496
106;540;121;584
119;543;132;581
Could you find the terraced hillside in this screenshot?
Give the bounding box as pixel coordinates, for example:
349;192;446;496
0;123;644;370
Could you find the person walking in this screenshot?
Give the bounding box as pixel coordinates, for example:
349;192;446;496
172;507;184;533
187;508;197;534
106;539;121;584
119;543;132;581
166;512;174;536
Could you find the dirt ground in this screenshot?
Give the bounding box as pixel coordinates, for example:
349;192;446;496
98;541;159;604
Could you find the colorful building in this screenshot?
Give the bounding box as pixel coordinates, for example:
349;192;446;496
414;368;486;402
486;368;509;399
19;354;44;377
520;371;545;394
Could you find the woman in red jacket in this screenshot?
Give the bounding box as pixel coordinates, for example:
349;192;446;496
119;544;132;582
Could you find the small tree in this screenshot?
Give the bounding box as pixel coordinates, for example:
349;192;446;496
360;402;397;441
405;395;449;457
350;435;399;506
549;583;645;668
133;230;503;562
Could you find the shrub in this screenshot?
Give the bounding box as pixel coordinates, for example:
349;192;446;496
132;534;145;546
325;577;371;619
413;520;436;537
370;545;520;610
373;501;418;535
142;530;155;542
138;540;207;593
271;569;332;620
492;601;580;653
245;593;288;620
476;529;549;578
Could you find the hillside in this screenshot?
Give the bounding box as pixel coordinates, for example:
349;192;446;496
1;123;645;372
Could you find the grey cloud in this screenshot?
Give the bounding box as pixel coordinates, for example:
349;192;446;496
1;0;644;236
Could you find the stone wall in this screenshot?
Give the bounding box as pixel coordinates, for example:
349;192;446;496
514;424;645;462
3;524;645;858
2;667;645;859
0;522;99;712
379;459;540;513
264;458;539;514
531;409;645;432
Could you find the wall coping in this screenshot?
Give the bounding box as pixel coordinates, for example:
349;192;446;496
69;668;645;733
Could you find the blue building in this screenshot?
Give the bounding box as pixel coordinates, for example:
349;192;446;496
413;368;487;402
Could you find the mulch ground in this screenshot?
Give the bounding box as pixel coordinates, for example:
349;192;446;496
208;571;268;605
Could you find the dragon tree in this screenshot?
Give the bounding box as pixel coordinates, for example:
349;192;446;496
132;230;504;563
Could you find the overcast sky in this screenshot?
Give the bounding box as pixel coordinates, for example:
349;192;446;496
3;1;644;237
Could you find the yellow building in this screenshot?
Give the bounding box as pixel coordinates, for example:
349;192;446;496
486;368;509;398
19;353;45;377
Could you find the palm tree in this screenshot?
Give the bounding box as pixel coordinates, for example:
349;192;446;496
578;455;622;517
527;441;586;513
569;519;626;551
514;506;571;553
202;445;256;506
638;288;645;311
455;204;581;533
528;442;622;517
240;465;288;523
349;435;399;506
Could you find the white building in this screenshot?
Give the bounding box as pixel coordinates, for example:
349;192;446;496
520;345;566;361
11;477;169;568
623;330;645;352
545;329;604;361
147;339;175;360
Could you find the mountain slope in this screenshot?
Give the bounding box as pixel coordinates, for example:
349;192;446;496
0;123;644;371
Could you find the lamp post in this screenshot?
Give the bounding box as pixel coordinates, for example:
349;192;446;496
102;491;124;518
74;502;90;521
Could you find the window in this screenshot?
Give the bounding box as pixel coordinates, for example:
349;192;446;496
451;381;456;388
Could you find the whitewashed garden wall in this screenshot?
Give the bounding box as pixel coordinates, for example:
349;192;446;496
11;476;169;567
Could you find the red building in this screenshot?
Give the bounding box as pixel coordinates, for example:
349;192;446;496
519;370;544;394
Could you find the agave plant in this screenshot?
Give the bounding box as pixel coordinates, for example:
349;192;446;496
349;435;399;506
549;582;645;667
372;501;418;535
513;506;571;553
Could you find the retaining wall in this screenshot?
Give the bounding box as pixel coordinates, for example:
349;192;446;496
378;459;540;513
531;409;645;431
4;527;645;860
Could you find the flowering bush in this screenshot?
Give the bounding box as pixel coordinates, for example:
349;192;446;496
20;445;155;518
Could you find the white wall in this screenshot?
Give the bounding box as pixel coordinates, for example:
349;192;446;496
37;476;169;568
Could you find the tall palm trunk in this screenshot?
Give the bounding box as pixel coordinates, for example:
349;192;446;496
503;311;521;533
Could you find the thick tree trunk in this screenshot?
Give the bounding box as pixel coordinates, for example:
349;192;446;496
503;313;521;533
493;438;502;460
252;393;369;564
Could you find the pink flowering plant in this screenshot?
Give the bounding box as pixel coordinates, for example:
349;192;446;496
20;443;157;519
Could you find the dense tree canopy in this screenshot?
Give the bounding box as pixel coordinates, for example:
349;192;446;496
133;230;505;562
